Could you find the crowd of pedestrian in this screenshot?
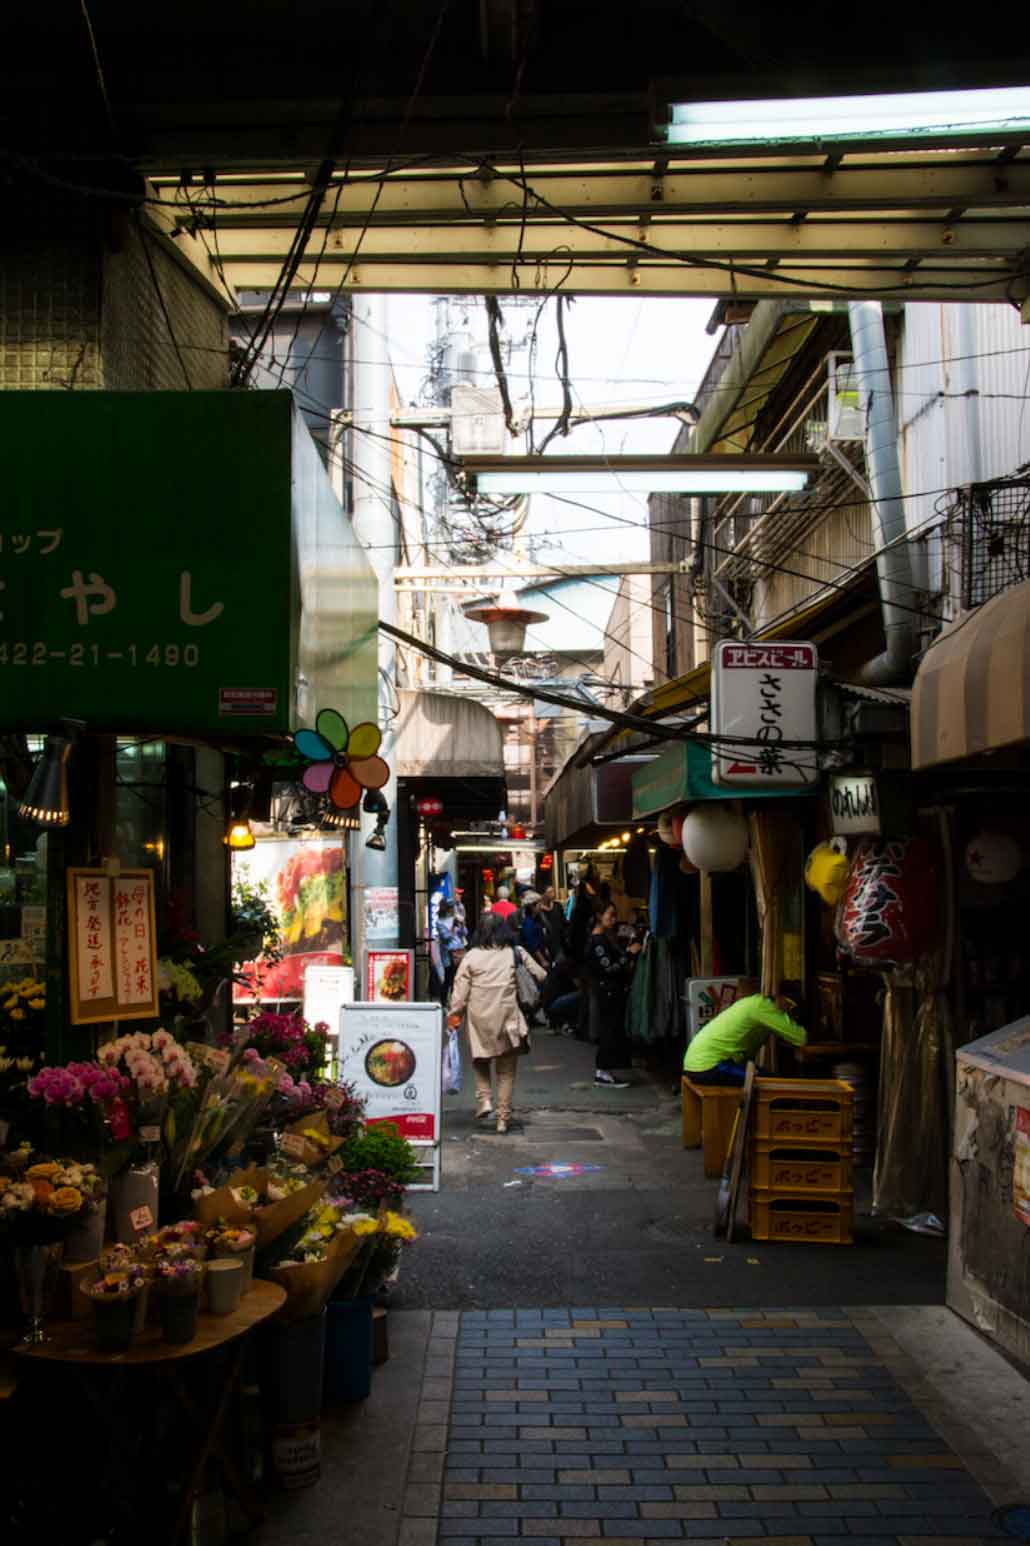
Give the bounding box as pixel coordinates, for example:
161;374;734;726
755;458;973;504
440;868;645;1130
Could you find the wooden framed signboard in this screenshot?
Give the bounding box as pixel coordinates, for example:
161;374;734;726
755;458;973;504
67;867;159;1025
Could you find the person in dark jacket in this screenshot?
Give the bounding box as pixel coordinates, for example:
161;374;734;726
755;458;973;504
539;955;581;1034
519;893;550;969
584;901;639;1087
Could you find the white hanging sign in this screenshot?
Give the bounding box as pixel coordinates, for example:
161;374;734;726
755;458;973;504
711;640;819;788
829;773;881;836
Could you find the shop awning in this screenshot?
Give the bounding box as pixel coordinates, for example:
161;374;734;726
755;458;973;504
911;579;1030;769
631;740;810;818
544;749;657;850
393;689;505;780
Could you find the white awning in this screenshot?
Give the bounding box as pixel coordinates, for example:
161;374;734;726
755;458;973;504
393;689;505;780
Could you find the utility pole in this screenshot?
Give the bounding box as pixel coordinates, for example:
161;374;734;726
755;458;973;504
346;293;401;984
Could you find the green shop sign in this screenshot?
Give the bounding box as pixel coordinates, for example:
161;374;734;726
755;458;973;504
0;392;378;736
632;739;806;817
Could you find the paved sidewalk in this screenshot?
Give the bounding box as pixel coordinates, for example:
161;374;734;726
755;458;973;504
404;1308;1013;1546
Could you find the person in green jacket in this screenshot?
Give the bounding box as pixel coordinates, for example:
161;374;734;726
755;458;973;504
684;979;807;1085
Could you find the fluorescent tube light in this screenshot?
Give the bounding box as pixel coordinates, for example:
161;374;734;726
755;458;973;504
666;85;1030;146
474;469;810;495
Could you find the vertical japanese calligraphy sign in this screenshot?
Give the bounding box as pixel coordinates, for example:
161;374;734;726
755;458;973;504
66;867;159;1025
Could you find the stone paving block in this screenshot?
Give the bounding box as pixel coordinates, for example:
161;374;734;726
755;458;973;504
664;1455;738;1469
523;1486;598;1501
403;1483;442;1516
636;1502;718;1519
528;1523;603;1538
559;1501;638;1519
438;1522;520;1537
481;1501;560;1518
442;1501;482;1518
408;1450;447;1484
412;1424;449;1451
558;1471;633;1484
445;1484;519;1500
598;1524;683;1539
671;1485;752;1501
398;1519;439;1546
596;1486;674;1501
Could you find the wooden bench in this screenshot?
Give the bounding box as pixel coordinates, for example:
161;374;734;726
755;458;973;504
682;1076;741;1176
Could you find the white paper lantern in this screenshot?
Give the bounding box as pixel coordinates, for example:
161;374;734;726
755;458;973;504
965;829;1021;886
681;804;749;872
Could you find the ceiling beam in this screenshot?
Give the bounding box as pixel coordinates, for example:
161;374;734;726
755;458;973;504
210;216;1030;263
208;256;1026;302
152;156;1030;221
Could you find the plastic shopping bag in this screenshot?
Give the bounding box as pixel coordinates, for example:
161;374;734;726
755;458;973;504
442;1027;463;1094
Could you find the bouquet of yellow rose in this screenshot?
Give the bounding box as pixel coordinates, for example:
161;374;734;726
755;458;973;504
0;1157;88;1244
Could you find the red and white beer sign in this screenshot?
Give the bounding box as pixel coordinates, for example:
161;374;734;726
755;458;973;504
711;640;818;788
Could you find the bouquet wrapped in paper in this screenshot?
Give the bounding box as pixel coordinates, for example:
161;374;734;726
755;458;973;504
164;1049;282;1192
334;1208;418;1300
263;1196;362;1321
192;1162;325;1249
277;1109;344;1168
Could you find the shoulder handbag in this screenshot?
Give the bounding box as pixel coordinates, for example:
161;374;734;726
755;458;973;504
510;947;539;1055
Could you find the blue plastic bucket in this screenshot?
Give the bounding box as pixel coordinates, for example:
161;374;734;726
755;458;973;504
325;1295;374;1402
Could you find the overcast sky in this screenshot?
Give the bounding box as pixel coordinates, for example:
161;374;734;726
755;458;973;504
383;293;720;566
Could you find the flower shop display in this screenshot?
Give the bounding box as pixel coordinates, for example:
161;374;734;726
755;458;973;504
278;1108;344;1167
192;1162;326;1249
206;1256;244;1315
229;1011;330;1081
335;1122;422;1211
325;1209;418;1402
53;1161;106;1263
0;1156;90;1343
155;1255;206;1344
262;1196;361;1322
207;1221;257;1290
81;1264;147;1351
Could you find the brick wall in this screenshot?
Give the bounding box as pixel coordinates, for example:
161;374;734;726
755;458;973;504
1;187;228;392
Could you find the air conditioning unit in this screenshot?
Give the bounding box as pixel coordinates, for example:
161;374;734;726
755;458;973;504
828;353;865;441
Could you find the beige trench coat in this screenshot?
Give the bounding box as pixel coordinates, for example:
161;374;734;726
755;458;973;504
448;945;547;1060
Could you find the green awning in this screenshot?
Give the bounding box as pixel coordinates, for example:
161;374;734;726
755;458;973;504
631;741;809;818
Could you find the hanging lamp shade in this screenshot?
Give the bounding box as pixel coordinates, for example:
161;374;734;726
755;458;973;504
463;589;548;656
681;803;749;872
18;734;73;827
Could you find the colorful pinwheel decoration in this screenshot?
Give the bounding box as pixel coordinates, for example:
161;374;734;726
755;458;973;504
292;709;389;811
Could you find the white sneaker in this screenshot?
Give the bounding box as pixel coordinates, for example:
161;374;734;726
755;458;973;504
594;1070;630;1089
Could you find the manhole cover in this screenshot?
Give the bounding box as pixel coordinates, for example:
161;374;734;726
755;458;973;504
524;1127;604;1142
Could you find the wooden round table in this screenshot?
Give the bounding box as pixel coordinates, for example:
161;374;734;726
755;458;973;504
14;1280;287;1542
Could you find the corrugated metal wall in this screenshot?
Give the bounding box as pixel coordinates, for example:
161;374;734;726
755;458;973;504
898;303;1030;603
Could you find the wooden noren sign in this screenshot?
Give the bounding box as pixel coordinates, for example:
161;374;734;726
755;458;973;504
67;867;159;1025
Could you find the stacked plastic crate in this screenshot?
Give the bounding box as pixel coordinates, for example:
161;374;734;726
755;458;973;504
749;1078;855;1245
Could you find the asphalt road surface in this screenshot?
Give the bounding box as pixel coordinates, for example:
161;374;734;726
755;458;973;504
396;1030;946;1311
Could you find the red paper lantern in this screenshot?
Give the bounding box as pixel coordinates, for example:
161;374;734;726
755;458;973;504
835;837;937;966
540;853;553;869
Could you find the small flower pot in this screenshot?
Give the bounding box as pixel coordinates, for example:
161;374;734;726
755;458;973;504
160;1288;201;1345
213;1242;254;1292
206;1258;243;1316
64;1201;107;1266
91;1293;138;1353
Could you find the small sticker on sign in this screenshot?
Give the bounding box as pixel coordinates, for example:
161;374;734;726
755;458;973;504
129;1205;154;1232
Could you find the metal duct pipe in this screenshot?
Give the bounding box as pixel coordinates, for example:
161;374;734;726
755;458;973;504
847;301;918;685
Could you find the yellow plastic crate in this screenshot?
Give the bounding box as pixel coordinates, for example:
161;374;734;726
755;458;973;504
750;1144;853;1195
752;1078;854;1145
749;1190;854;1245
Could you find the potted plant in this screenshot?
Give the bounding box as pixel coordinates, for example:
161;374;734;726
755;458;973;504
0;1156;88;1343
155;1256;205;1344
82;1264;147;1351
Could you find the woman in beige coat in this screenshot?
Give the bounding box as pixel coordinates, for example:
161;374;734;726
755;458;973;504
447;912;546;1134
